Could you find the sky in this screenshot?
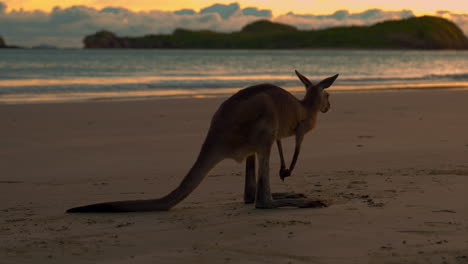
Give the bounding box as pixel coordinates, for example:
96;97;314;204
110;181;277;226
3;0;467;15
0;1;467;47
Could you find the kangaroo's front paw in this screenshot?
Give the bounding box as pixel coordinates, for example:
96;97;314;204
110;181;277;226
279;167;291;181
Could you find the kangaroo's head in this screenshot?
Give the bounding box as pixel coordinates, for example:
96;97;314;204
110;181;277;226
295;70;339;113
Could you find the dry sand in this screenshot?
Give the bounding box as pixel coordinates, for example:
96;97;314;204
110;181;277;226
1;89;467;263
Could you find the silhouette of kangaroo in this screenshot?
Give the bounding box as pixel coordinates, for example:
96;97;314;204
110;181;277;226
67;70;338;212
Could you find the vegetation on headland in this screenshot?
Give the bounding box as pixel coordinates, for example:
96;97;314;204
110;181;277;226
84;16;468;50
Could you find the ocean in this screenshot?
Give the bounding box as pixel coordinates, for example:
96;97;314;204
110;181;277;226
1;49;467;103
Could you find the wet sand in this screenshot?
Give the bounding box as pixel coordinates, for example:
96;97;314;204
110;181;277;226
1;89;467;263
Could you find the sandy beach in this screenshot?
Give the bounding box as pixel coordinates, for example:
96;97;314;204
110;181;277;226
1;89;467;263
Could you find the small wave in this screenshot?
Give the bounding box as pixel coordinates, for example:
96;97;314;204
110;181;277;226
425;73;468;80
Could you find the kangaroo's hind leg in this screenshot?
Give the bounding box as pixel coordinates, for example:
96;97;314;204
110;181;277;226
244;154;256;204
255;145;274;208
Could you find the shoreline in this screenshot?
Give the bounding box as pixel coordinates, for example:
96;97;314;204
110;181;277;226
2;82;468;105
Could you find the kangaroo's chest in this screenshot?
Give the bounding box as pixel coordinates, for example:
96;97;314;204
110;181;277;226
305;117;317;132
277;115;304;138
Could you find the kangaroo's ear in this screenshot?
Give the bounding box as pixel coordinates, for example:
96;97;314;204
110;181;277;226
316;74;339;90
295;70;313;88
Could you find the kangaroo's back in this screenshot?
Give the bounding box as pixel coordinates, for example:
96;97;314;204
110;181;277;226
212;84;306;136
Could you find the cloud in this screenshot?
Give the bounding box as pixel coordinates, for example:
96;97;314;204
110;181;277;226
0;2;6;13
0;1;466;48
200;2;240;19
174;9;196;15
197;3;272;19
275;9;415;30
436;10;468;36
50;6;95;24
242;7;272;18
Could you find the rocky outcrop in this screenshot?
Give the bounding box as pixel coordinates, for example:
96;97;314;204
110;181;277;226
83;31;130;49
0;36;22;48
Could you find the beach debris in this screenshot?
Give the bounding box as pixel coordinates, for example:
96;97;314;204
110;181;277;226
0;180;24;184
116;222;134;228
432;209;456;213
257;219;311;228
398;230;434;234
357;135;374;139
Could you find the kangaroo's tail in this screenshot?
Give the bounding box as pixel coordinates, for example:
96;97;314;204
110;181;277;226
67;142;222;213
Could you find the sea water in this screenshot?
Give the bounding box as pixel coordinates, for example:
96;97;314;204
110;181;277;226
1;49;467;103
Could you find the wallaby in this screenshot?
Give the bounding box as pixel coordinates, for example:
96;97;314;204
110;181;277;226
67;70;338;213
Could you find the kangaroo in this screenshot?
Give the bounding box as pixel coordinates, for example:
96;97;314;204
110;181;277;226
67;70;338;213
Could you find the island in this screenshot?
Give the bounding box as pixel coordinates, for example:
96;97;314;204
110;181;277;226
84;16;468;50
